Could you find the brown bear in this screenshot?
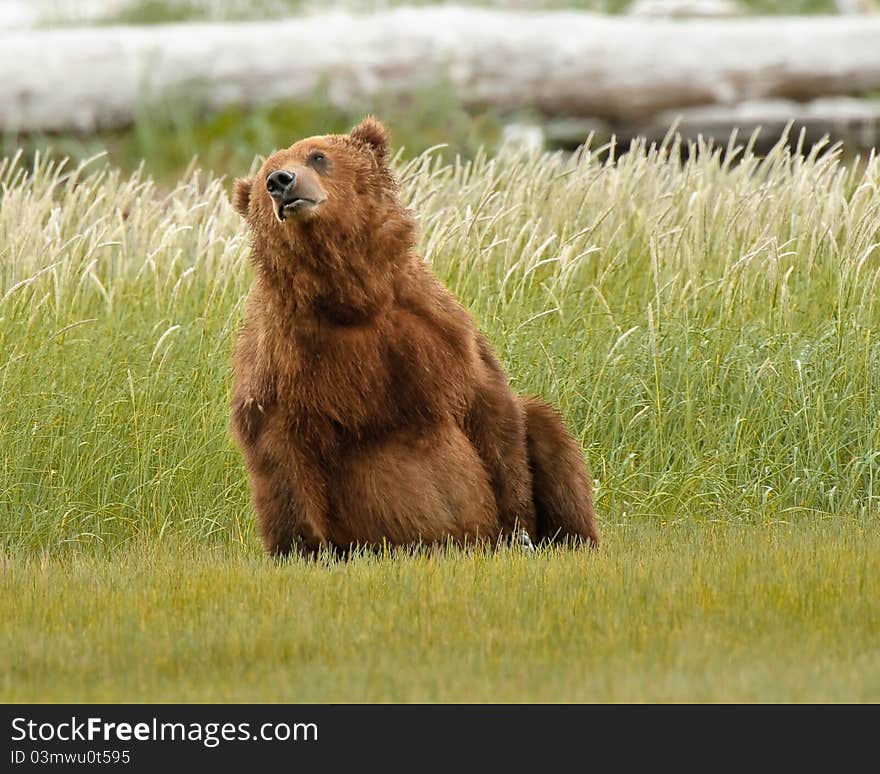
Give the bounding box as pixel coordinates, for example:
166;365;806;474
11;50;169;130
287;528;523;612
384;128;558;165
230;117;598;556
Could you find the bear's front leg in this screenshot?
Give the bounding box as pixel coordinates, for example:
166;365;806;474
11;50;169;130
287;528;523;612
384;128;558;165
230;322;277;446
231;395;269;446
250;464;330;558
234;397;330;558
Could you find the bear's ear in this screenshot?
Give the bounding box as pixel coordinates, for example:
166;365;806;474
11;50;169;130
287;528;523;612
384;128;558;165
232;177;253;218
350;116;389;163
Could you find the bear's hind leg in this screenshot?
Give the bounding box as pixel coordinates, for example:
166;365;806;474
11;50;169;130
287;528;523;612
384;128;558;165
462;336;537;539
464;385;537;540
522;396;599;547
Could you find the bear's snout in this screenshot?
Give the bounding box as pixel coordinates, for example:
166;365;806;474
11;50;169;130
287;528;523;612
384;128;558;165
265;166;327;222
266;169;296;199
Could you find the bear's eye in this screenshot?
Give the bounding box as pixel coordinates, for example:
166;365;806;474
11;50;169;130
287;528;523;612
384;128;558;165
307;152;328;170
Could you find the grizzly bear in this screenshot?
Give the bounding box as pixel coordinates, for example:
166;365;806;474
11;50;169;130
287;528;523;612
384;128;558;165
230;117;598;556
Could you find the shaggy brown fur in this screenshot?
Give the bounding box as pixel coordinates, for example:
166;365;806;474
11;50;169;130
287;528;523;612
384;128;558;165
230;117;599;556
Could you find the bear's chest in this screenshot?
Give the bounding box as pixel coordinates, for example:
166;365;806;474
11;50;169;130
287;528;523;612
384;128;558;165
266;311;475;439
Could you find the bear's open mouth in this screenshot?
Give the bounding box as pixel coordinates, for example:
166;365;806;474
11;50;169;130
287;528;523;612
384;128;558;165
276;198;321;222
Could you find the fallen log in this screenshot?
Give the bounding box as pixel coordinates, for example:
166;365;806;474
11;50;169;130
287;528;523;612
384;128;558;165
2;8;880;133
633;97;880;150
541;97;880;151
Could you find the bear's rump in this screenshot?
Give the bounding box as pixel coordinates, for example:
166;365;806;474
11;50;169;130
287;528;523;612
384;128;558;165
327;422;499;547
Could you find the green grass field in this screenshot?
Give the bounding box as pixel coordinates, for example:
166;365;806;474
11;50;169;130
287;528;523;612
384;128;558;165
4;522;878;702
2;132;879;701
39;0;841;27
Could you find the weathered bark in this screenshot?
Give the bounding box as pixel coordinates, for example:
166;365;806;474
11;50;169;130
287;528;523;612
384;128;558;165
2;8;880;133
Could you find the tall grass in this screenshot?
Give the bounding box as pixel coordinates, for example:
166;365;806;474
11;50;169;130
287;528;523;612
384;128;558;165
1;133;879;555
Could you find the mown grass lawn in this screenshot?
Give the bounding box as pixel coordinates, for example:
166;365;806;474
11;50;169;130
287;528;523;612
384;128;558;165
2;132;879;701
3;520;878;703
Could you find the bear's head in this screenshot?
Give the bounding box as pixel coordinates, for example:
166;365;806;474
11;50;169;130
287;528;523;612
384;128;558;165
232;117;415;268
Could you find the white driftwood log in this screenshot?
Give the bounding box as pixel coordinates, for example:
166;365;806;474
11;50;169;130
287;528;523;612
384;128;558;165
638;97;880;147
542;97;880;148
2;8;880;133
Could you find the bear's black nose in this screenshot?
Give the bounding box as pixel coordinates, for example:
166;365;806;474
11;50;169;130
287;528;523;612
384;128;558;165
266;170;296;199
